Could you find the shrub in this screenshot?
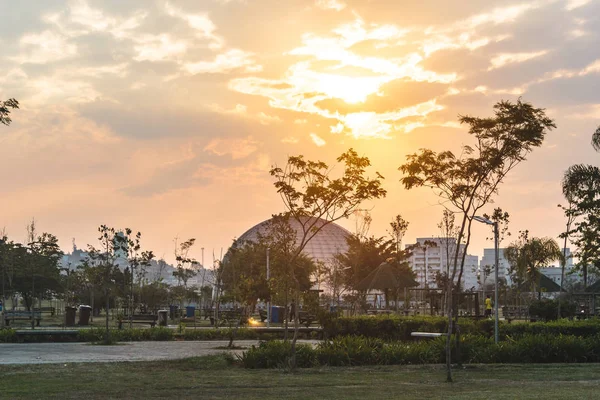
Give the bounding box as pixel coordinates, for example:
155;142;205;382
182;328;259;341
323;315;487;341
239;341;317;369
239;334;600;368
0;329;17;343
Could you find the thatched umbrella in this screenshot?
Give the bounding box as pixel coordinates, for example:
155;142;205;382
355;261;418;308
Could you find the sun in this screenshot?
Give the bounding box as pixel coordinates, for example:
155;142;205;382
286;63;388;105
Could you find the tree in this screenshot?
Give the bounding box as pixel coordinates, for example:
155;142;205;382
86;225;128;344
505;232;562;297
124;229;154;328
399;99;555;382
479;208;510;295
388;214;409;255
0;98;19;126
561;127;600;289
270;148;386;369
592;125;600;152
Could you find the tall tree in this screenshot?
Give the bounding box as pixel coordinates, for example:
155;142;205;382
87;225;127;344
270;148;386;369
399;99;555;382
561;127;600;289
0;98;19;126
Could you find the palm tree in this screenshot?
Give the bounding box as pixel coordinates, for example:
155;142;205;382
561;126;600;290
506;236;562;298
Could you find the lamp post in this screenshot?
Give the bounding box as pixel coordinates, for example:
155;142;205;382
266;248;270;328
474;216;499;344
0;239;5;329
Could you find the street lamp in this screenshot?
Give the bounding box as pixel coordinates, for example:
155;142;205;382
473;215;499;344
0;239;5;329
266;248;270;328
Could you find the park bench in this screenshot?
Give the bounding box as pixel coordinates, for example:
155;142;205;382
33;307;56;316
502;306;530;322
4;311;42;327
297;311;315;328
411;332;447;339
118;314;158;329
210;310;247;326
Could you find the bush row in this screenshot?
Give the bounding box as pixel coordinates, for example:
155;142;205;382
322;315;600;340
239;334;600;368
0;327;314;343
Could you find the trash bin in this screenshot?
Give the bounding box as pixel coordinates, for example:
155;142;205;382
271;306;284;323
65;306;76;327
169;305;179;320
78;305;92;326
185;306;196;318
158;310;168;326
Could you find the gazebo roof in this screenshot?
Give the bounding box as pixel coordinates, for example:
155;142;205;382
355;261;418;291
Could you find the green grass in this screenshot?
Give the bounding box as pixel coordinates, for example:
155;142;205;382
1;356;599;399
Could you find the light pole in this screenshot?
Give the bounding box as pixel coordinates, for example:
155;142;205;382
266;248;270;328
473;216;499;344
0;239;5;329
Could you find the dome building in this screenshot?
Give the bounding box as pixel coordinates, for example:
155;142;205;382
235;217;351;265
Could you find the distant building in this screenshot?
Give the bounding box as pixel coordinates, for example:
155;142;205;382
60;245;212;287
539;248;577;287
479;248;511;286
405;237;479;290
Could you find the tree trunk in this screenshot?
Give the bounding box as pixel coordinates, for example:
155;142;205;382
445;281;453;382
104;289;110;344
290;290;301;371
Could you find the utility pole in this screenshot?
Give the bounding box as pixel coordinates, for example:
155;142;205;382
494;222;499;344
0;239;5;329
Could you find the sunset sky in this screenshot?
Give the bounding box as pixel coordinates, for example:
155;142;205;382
1;0;599;265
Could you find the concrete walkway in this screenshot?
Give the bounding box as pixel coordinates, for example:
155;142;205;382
0;341;257;365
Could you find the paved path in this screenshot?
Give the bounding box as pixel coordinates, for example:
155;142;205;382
0;341;258;365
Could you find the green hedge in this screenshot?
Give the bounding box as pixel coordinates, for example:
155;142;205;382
323;315;600;341
182;328;259;341
0;327;174;343
239;334;600;368
322;315;491;340
0;326;310;343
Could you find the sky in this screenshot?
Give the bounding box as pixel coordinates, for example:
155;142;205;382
1;0;599;265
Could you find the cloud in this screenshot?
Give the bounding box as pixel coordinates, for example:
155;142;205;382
203;136;259;159
315;0;347;11
309;133;327;146
489;50;549;70
134;34;187;62
12;30;77;64
164;2;224;49
184;49;260;74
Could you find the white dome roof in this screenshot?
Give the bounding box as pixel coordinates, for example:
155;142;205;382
236;217;350;264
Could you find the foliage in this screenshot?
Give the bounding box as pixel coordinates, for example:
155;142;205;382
239;333;600;368
562;162;600;287
0;98;19;126
505;231;562;291
399;99;555;380
322;315;600;340
238;340;317;369
269;148;386;368
528;298;577;321
0;230;63;311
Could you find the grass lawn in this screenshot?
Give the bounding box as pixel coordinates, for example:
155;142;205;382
1;356;599;399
